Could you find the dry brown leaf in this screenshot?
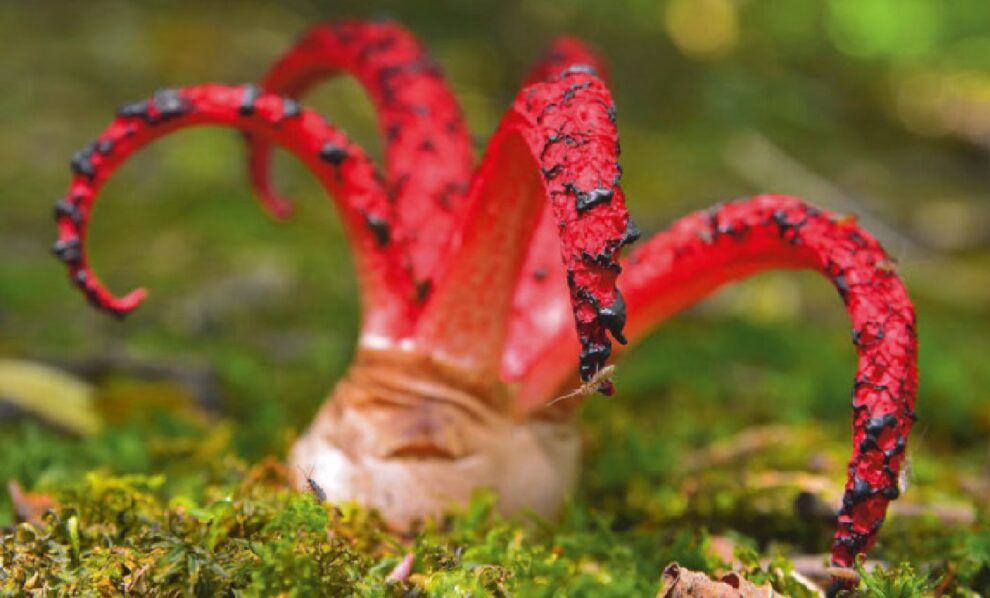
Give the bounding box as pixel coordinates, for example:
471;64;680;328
657;562;787;597
7;480;55;526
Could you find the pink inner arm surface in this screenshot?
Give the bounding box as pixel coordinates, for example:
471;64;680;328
413;70;632;382
53;84;417;341
245;20;475;294
512;194;918;567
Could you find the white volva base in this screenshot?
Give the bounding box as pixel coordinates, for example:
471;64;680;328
287;348;580;528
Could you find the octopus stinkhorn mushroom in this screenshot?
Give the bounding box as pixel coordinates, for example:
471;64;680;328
52;20;918;574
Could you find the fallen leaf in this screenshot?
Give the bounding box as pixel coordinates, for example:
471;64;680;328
7;480;55;526
0;359;101;435
657;562;788;597
386;552;415;583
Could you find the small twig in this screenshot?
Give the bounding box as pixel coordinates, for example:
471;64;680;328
679;425;797;473
124;563;151;593
823;566;861;587
724;130;926;260
546;365;616;408
784;554;885;588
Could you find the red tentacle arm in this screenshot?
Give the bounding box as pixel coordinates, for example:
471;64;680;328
413;70;632;384
521;36;608;85
245;20;475;290
513;194;918;566
53;84;417;341
503;39;615;383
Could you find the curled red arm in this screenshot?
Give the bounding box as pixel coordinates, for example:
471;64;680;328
521;36;608;86
53;84;417;341
513;194;917;566
503;37;613;383
414;69;631;384
245;20;475;291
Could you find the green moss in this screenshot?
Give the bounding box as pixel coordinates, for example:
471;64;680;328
2;409;987;595
1;311;987;595
855;559;941;598
2;469;707;596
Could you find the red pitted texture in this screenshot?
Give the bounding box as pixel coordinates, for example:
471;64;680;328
53;84;416;339
56;27;630;384
503;39;615;383
414;70;630;382
513;194;917;566
245;20;475;291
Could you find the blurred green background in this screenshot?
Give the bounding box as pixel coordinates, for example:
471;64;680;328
1;0;988;583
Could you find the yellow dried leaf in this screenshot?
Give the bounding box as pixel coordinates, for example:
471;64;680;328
0;359;101;435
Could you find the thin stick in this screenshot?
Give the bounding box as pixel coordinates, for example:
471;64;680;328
546;365;616;407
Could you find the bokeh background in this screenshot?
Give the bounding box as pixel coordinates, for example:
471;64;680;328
1;0;988;589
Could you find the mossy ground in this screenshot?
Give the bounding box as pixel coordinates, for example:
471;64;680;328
2;351;988;595
2;1;990;595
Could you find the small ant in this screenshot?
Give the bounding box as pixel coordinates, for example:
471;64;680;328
546;365;616;407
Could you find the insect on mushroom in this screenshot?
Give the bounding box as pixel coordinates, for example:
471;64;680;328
52;19;918;582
